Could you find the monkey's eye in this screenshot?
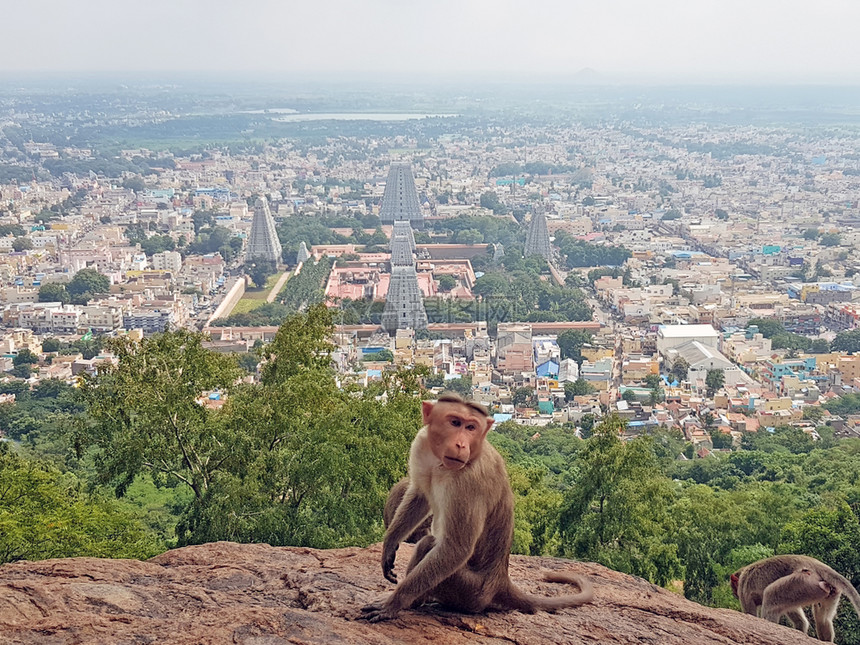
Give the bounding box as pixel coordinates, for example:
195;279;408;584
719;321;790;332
450;417;462;427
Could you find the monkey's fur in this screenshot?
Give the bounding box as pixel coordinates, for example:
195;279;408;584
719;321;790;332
361;395;592;622
384;478;430;544
732;554;860;641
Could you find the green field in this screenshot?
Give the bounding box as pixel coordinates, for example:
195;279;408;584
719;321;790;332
229;272;288;316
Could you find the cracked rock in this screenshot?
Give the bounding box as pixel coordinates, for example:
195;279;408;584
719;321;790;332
0;541;819;644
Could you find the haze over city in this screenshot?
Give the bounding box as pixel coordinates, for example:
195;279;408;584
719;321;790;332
3;0;860;83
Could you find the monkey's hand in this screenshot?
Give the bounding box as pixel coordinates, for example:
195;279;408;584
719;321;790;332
382;543;398;583
359;598;401;623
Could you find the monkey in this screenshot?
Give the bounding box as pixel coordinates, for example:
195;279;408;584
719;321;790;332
360;392;593;622
384;477;431;544
731;554;860;641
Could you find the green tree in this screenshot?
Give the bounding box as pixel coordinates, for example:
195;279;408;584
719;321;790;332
820;233;841;247
621;389;637;403
706;369;725;396
672;484;795;606
246;256;277;289
807;338;829;354
13;349;39;366
40;337;61;353
671;357;689;382
505;461;563;556
513;387;537;408
456;228;484;244
122;175;146;192
559;416;682;585
710;428;733;450
38;283;70;304
747;318;785;339
442;375;473;398
237;352;259;373
374;349;395;362
260;303;335;385
578;413;596;438
644;373;664;405
644;374;661;390
479;191;507;215
832;330;860;354
0;224;25;237
557;330;593;363
77;329;244;499
824;393;860;416
173;305;421;548
771;332;811;352
0;446;162;565
565;379;594;400
802;228;820;240
12;237;33;252
437;274;457;291
67;268;110;304
8;364;32;379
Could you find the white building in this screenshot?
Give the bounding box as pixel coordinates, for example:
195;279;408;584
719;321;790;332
656;324;720;357
559;358;580;383
152;251;182;274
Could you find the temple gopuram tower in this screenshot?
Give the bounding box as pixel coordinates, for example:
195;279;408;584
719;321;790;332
379;162;423;229
245;197;283;264
381;222;428;334
524;206;553;263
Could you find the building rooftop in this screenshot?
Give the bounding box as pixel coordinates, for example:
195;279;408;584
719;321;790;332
658;324;719;338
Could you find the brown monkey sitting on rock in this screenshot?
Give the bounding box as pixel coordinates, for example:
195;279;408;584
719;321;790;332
361;393;593;622
731;554;860;641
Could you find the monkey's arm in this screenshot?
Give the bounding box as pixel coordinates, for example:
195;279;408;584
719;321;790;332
381;486;430;583
364;502;485;621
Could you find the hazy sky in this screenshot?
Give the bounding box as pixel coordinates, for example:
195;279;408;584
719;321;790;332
3;0;859;83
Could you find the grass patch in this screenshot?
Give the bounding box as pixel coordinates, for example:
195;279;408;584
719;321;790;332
241;287;270;301
229;272;289;315
230;298;266;315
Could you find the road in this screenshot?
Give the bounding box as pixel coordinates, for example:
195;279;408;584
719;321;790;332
266;271;291;303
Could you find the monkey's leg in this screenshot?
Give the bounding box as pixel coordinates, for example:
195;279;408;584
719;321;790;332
783;608;810;634
433;568;490;613
737;584;760;615
811;595;839;642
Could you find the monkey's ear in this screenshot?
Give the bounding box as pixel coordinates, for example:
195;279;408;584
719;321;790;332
483;417;495;435
422;400;435;424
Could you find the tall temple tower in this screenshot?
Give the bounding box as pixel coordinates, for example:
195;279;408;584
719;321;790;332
524;206;553;263
382;223;428;334
392;220;416;254
379;162;423;229
245;197;283;264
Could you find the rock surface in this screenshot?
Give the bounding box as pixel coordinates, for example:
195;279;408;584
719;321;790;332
0;541;820;644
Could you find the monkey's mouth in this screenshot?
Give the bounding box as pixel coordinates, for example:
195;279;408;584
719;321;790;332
442;456;466;468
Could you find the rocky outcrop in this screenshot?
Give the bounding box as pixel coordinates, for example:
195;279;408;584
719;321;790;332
0;541;819;644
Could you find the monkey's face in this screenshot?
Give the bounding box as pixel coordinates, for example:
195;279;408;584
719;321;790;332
423;401;494;470
730;573;740;598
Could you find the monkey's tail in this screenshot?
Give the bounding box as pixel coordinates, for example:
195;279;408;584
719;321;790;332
833;571;860;618
498;572;593;613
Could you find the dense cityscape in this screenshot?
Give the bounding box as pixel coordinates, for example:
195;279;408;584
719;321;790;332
2;83;860;443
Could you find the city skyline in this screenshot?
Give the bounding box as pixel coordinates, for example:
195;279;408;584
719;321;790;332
2;0;860;84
